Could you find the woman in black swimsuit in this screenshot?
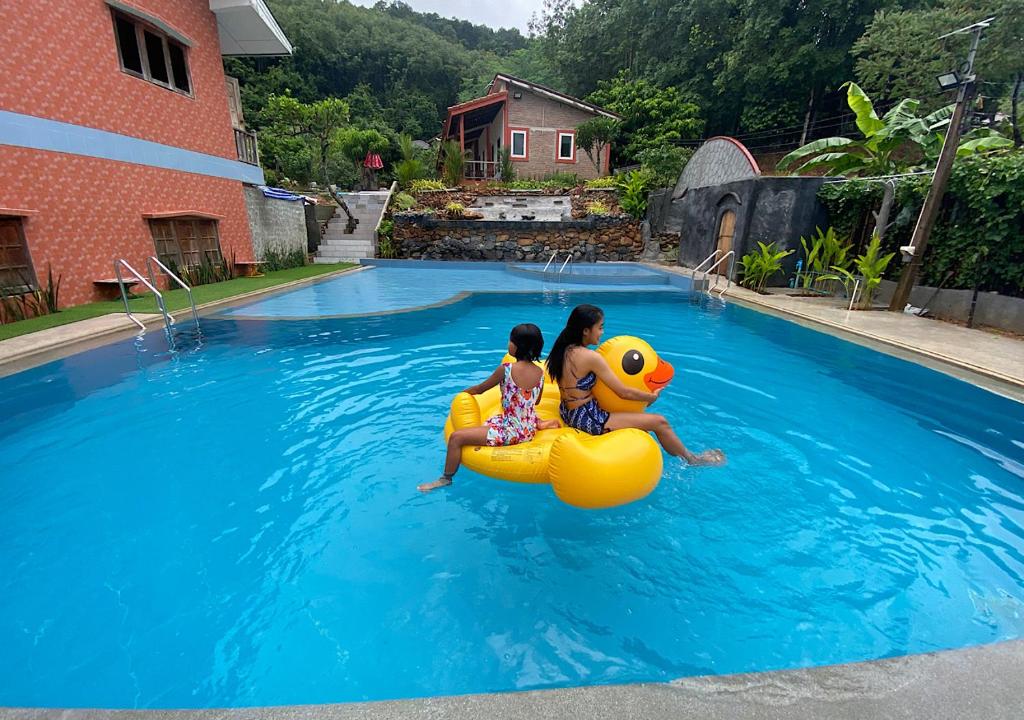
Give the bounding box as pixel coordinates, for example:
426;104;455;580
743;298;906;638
546;304;724;466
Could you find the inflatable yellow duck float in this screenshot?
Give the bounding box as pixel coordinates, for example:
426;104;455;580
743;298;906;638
443;336;674;509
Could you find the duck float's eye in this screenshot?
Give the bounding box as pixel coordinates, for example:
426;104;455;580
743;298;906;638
622;350;645;375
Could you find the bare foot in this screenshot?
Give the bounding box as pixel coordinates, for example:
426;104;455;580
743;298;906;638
687;449;726;466
418;476;453;492
538;419;561;430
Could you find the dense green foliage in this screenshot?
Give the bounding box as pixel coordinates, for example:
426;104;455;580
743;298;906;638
818;152;1024;296
233;0;1019;189
739;242;794;292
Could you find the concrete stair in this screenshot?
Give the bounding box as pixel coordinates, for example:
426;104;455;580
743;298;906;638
315;190;391;263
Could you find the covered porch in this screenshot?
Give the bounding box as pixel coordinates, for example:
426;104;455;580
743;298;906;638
441;92;507;180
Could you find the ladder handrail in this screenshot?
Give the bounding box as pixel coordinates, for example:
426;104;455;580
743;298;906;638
146;256;201;332
559;254;573;274
690;249;721;291
705;251;736;297
114;259;174;337
542;252;558;272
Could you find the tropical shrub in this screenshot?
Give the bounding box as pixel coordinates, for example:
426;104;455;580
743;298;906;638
739;242;794;292
498;146;515;182
822;234;895;308
441;140;467;187
443;202;465;218
261;247;307;272
394;134;426;188
616;170;652;219
391;191;416;211
377;218;398;258
797;226;853;289
410;179;446;192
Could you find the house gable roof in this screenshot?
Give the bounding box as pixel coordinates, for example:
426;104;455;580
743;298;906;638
486;74;621;120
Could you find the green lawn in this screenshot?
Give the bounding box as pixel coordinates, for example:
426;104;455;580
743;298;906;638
0;263;354;341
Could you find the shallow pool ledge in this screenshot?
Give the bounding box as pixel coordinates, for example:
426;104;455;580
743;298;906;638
4;639;1022;719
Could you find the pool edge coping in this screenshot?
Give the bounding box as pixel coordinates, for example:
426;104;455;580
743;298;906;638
0;266;365;378
4;638;1022;719
650;264;1024;403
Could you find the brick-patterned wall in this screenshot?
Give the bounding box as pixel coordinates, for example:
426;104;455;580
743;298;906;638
506;87;607;181
0;147;253;306
393;215;641;262
0;0;236;159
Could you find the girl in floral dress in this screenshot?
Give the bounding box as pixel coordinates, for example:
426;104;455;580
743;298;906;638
419;323;559;492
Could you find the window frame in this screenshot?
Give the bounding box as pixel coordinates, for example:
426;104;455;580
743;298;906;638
148;217;223;270
509;128;529;161
111;9;193;97
0;217;37;294
556;129;577;163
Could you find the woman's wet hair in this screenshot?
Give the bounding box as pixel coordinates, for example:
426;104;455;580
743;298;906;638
545;304;604;382
510;323;544;361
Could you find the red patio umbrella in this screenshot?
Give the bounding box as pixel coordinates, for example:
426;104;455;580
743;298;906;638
363;152;383;170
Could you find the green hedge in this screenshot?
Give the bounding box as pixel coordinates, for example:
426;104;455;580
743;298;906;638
818;152;1024;297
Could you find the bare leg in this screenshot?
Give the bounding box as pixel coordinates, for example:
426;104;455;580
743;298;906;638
418;426;490;492
605;412;725;465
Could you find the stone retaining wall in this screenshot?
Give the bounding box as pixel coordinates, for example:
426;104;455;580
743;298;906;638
392;214;642;262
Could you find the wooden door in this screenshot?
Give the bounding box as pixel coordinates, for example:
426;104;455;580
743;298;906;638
716;210;736;277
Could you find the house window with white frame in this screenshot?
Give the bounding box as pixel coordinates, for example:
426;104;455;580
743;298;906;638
510;129;528;159
557;131;575;161
112;10;192;96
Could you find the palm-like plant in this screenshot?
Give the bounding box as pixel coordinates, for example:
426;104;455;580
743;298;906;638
778;82;957;176
739;241;794;292
821;233;896;308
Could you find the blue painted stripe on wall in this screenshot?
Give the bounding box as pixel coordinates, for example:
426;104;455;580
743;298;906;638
0;110;264;185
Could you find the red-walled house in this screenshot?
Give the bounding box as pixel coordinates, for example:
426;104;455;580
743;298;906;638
0;0;291;307
441;74;621;182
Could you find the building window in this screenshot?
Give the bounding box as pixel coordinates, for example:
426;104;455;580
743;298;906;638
510;129;528;159
149;218;222;270
0;217;36;292
557;131;576;162
112;10;192;96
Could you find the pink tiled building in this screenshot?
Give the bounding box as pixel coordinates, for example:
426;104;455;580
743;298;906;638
0;0;291;306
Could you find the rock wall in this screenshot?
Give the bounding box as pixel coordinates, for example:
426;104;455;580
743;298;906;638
243;186;308;260
393;215;642;262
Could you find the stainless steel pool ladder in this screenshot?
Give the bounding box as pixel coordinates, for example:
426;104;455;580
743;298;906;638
542;252;573;276
146;256;201;334
114;259;174;337
690;250;735;298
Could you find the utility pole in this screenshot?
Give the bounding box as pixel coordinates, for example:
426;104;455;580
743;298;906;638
888;17;994;313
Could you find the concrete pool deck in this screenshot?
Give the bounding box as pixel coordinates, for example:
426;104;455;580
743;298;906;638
4;639;1023;719
661;265;1024;402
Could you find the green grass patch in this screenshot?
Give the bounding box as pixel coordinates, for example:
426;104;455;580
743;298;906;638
0;263;353;342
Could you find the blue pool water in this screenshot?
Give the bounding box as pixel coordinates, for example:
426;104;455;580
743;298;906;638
1;267;1023;709
219;261;679;318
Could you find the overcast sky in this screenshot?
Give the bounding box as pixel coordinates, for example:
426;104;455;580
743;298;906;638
348;0;547;34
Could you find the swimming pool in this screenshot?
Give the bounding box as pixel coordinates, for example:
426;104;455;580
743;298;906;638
1;265;1023;709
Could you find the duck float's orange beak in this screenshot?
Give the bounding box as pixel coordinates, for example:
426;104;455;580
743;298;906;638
643;358;674;391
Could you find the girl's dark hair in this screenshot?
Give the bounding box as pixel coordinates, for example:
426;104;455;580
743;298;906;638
545;304;604;382
510;323;544;362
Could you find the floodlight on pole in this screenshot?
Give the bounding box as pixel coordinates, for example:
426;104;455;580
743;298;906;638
936;71;961;90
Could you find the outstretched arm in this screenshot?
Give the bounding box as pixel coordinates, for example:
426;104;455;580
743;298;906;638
588;351;658;403
464;365;504;395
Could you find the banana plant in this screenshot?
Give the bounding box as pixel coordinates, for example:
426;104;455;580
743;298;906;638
777;82;1003;176
798;227;853;288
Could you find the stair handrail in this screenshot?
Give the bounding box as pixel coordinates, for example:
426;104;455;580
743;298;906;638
690;249;721;293
559;254;573;274
705;251;736;297
542;251;558;273
146;256;201;332
372;181;398;258
114;259;174;340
